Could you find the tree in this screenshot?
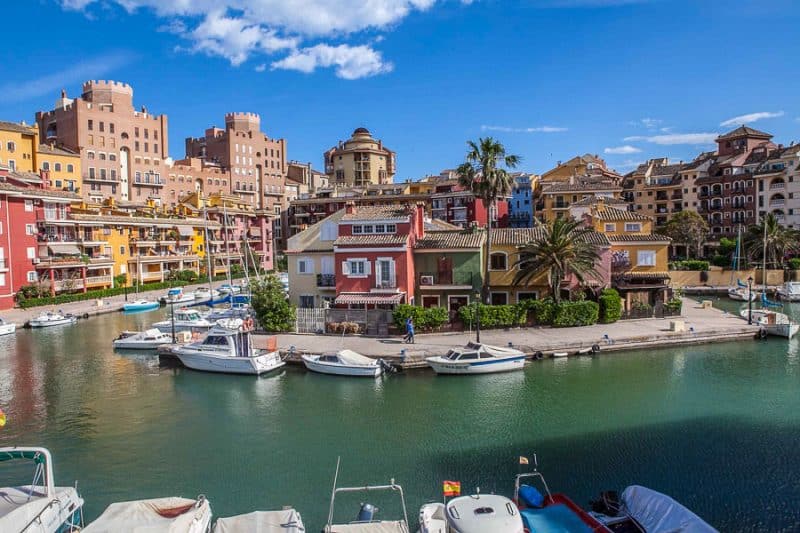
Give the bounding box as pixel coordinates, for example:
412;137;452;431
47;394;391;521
456;137;520;303
513;217;602;304
250;273;296;332
656;211;709;258
743;213;800;269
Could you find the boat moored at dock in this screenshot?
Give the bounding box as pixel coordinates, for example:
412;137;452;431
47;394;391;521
151;308;214;334
122;299;161;312
172;318;285;375
213;508;304;532
0;446;84;533
426;342;526;374
739;308;800;338
777;281;800;302
0;317;16;336
161;287;196;304
302;350;388;377
113;328;174;350
420;493;524;533
83;496;211;533
29;311;77;328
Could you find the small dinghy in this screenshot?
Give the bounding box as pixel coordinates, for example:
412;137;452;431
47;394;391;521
0;447;85;533
740;308;800;338
777;281;800;302
213;508;304;532
123;299;160;312
426;342;526;375
113;328;173;350
0;317;16;336
420;493;523;533
84;496;211;533
29;311;77;328
162;287;196;304
302;349;388;377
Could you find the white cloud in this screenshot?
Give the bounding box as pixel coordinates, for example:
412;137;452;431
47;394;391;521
271;44;392;79
480;125;568;133
614;159;645;171
604;145;641;154
59;0;442;78
720;111;784;127
624;133;718;145
628;117;662;130
0;51;135;103
254;63;267;72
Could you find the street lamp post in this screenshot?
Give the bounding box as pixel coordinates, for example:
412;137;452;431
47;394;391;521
474;291;481;343
747;276;754;325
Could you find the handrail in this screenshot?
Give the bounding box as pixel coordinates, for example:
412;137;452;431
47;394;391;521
20;497;64;532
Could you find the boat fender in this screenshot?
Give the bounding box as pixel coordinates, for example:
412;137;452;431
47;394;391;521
533;351;543;360
83;313;89;319
518;484;545;508
757;328;767;340
591;344;600;354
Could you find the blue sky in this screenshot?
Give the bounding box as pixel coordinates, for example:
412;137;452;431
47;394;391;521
2;0;799;179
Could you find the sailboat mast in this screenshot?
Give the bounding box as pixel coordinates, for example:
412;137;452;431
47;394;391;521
202;202;214;297
762;218;768;291
222;202;233;287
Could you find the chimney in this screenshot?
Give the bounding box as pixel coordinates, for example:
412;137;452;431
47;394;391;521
416;202;425;238
345;201;355;215
61;89;66;98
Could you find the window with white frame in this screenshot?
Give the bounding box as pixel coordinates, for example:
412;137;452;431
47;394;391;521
352;225;363;234
637;250;656;266
24;199;33;212
321;222;338;241
0;273;5;287
375;258;396;287
27;271;37;282
344;259;368;276
604;223;616;232
25;224;35;235
624;223;642;232
297;257;314;274
26;247;36;259
489;252;508;270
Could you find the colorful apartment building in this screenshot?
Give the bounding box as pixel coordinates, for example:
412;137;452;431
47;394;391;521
36;144;82;193
540;154;621;183
324;128;396;187
430;179;509;229
36;82;169;204
537;176;623;222
508;173;536;228
414;230;484;313
0;121;38;173
622;158;685;228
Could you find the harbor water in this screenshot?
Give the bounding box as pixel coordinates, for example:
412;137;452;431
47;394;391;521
1;304;800;531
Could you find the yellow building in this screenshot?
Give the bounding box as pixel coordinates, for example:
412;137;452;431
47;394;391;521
0;120;37;172
324;127;396;186
590;203;671;308
36;144;82;193
538;178;623;222
540;154;621;183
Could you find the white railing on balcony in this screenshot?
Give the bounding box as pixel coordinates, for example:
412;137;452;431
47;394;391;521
86;275;113;285
769;199;786;208
770;182;785;190
53;279;85;291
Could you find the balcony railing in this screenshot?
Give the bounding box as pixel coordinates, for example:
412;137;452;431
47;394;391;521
374;279;397;290
769;199;786;208
86;275;114;286
770;182;786;190
419;271;474;287
316;273;336;287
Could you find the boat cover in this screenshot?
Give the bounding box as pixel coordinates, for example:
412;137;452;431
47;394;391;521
213;509;303;532
520;505;593;533
145;329;164;337
465;342;524;357
327;521;407;532
337;349;377;366
620;486;717;533
84;497;209;533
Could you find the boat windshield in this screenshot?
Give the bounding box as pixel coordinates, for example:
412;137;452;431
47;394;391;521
445;350;460;360
458;352;479;360
319;355;339;363
202;335;229;347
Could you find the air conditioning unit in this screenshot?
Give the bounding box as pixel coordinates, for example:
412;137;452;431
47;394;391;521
420;275;434;285
32;258;41;264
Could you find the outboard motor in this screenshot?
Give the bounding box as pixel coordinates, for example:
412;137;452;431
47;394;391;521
357;502;379;522
590;490;621;516
379;359;396;374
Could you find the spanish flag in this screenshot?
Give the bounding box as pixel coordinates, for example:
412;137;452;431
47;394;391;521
519;456;529;465
443;480;461;497
0;408;6;428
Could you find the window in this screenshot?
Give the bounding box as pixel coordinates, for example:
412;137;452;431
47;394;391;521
274;205;281;215
88;119;93;131
25;224;35;235
604;223;616;232
54;162;62;171
8;160;15;171
374;224;385;233
352;225;363;234
517;292;538;302
299;295;315;308
100;169;107;179
67;164;74;172
110;169;117;180
624;223;642;232
99;121;104;132
88;167;96;179
637;250;656;266
135;141;140;151
344;259;368;276
110;123;115;134
297;258;314;274
26;247;36;259
27;271;38;283
24;199;33;212
489;252;507;270
0;273;5;287
490;292;508;306
135;127;139;138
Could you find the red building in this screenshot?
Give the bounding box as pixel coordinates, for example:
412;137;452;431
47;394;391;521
430;180;509;228
0;168;79;309
333;203;425;308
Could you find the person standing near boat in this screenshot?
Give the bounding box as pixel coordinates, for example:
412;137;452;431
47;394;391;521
405;317;415;344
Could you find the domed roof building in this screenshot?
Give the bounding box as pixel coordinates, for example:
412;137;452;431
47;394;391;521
324;127;396;186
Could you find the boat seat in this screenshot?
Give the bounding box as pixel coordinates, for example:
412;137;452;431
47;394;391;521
521;504;594;533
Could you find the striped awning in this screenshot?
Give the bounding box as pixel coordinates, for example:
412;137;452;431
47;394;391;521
48;243;81;255
335;293;405;305
176;226;194;237
619;271;671;280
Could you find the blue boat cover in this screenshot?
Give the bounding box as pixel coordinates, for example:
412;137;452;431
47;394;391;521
521;504;593;533
519;485;545;508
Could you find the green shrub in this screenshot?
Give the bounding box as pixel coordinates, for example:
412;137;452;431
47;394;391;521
665;298;683;313
18;280;187;309
710;255;729;268
177;269;199;282
457;303;527;329
113;274;128;287
516;298;556;325
598;288;622;324
552;301;599;327
250;275;295;332
393;304;449;331
669;260;709;271
788;258;800;270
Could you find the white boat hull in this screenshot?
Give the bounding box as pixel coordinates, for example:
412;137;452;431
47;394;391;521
728;288;756;302
777;292;800;302
301;355;383;377
175;350;285;375
153;322;214;334
113;339;170;350
29;317;77;327
418;502;447;533
740;309;800;338
426;355;526;374
0;323;16;336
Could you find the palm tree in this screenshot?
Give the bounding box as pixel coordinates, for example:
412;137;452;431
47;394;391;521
513;217;602;303
456;137;520;303
743;213;799;268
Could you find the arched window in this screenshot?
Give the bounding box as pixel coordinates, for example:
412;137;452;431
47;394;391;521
67;164;74;173
42;162;50;170
54;162;62;171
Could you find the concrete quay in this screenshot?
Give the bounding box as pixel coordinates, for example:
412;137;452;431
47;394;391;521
276;298;761;368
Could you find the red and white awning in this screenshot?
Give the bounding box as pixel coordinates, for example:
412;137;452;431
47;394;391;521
334;293;405;305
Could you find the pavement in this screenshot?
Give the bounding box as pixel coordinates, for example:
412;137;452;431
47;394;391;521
277;298;760;365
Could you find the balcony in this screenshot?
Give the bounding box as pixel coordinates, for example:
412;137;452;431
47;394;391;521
770;181;786;191
419;271;474;289
83;174;119;183
85;274;114;287
133;178;165;187
554;202;569;209
655;192;669;201
38;233;78;243
371;279;398;292
769;199;786;208
316;273;336;288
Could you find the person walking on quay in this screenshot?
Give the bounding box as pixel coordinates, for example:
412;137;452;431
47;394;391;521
404;317;415;344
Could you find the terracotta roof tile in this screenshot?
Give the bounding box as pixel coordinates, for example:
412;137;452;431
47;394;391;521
0;121;35;135
341;205;411;221
334;234;409;246
595;207;651;221
607;233;671;242
493;227;610;247
37;144;80;157
0;182;80;200
717;126;772;140
415;231;485;249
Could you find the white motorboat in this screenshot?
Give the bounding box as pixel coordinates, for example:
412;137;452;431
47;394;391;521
195;287;221;300
84;496;211;533
217;283;241;295
172;318;285;375
213;508;304;532
420;493;524;533
727;286;756;302
151;308;214;333
0;317;16;336
302;350;387;377
113;328;174;350
0;447;84;533
426;342;526;375
205;303;251;321
740;308;800;338
324;470;409;533
29;311;77;328
777;281;800;302
162;287;196;304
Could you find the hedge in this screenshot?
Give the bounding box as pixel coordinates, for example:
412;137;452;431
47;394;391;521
516;298;556;325
598;288;622;324
393;304;449;331
18;280;187;309
552;301;599;327
457;303;527;328
669;260;709;271
789;258;800;270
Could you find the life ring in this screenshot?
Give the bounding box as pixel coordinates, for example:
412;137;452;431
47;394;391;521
591;344;600;354
533;351;543;360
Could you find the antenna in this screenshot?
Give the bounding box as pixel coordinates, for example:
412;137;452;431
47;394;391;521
326;456;341;530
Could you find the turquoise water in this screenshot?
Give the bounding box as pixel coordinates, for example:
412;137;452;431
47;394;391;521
1;306;800;530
